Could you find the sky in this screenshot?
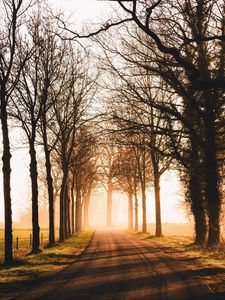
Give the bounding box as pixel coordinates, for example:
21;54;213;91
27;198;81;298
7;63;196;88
0;0;190;226
89;172;189;227
50;0;113;22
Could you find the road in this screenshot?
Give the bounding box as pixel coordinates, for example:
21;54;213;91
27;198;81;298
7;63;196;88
15;229;218;300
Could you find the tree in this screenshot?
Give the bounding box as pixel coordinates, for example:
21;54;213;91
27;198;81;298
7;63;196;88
11;15;46;253
70;125;98;232
110;69;172;236
112;146;141;230
111;0;225;247
81;150;99;230
113;27;209;243
79;1;224;246
98;143;117;227
116;33;208;242
95;35;172;235
52;46;98;240
0;0;34;263
11;8;70;252
36;12;69;246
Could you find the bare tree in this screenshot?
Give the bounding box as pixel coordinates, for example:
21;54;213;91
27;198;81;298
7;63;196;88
77;1;223;246
11;15;47;253
35;12;69;247
11;8;67;252
0;0;34;263
52;47;98;240
95;35;172;235
112;146;141;230
98;144;118;227
70;125;98;232
109;0;225;247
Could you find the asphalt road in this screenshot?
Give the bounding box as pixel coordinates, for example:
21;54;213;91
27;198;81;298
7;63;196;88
15;229;218;300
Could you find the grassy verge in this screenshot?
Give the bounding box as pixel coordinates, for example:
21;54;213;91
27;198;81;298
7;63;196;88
0;231;94;300
0;229;58;262
132;232;225;266
131;232;225;294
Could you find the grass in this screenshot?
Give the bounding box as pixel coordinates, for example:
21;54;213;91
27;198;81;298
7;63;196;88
0;230;94;299
133;232;225;264
132;231;225;293
0;228;58;263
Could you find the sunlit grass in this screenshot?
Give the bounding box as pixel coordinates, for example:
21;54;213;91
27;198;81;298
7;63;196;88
0;230;94;299
132;231;225;294
132;231;225;267
0;228;58;263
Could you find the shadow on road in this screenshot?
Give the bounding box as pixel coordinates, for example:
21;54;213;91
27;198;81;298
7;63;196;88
9;230;225;300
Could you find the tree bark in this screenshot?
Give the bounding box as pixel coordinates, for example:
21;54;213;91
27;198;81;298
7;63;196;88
84;190;91;229
59;175;66;241
67;186;71;237
64;183;68;239
204;95;221;247
71;173;75;235
75;187;82;233
189;138;207;245
134;186;138;231
107;177;113;227
153;170;162;237
189;173;207;245
151;153;162;237
1;97;13;264
29;139;40;253
42;114;55;246
46;150;55;246
141;184;147;233
128;190;133;230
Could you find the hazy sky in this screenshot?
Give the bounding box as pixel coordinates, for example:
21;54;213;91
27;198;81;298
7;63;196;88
50;0;113;22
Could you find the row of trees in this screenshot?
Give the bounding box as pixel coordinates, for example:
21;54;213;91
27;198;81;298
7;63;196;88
90;0;225;247
0;1;99;264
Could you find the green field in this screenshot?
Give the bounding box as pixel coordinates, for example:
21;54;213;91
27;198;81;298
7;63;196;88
0;229;59;263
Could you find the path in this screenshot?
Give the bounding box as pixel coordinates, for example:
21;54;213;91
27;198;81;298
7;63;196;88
15;229;219;300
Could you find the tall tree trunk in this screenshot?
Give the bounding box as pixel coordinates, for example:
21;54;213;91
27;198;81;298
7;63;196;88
141;149;147;233
75;187;82;233
128;190;133;230
189;173;207;245
64;183;68;239
107;177;113;227
1;98;13;264
42;118;55;246
189;139;207;245
46;150;55;246
134;187;138;231
84;190;91;229
154;175;162;237
71;173;75;235
152;160;162;237
141;183;147;233
204;96;221;247
29;139;40;253
67;189;71;237
80;201;83;232
59;175;66;241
